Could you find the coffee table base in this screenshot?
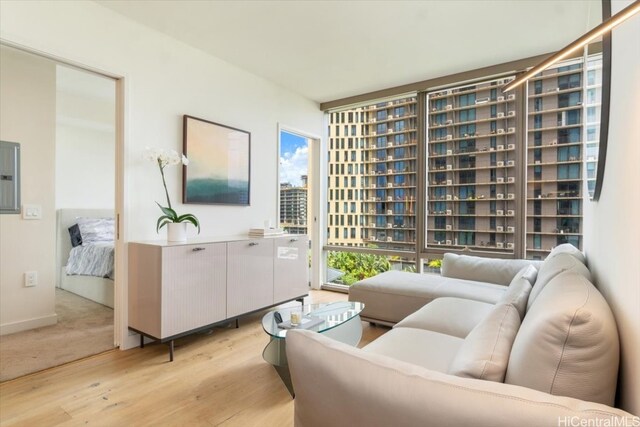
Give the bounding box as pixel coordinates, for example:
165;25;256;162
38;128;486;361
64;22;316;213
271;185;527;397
262;315;362;397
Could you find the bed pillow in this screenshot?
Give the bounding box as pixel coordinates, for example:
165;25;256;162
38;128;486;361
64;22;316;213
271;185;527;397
76;217;115;244
68;224;83;247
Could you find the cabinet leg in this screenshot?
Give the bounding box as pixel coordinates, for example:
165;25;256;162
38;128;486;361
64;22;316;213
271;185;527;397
296;297;304;306
140;334;144;348
235;318;239;329
168;340;174;362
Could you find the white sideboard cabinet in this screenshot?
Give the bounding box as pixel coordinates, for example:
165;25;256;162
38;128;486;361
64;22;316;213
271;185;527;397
128;234;309;360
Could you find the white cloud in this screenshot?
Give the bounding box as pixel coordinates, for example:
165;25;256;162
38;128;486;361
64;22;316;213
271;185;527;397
280;146;308;187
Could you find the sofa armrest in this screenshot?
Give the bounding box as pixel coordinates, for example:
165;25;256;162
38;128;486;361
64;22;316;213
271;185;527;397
286;330;635;427
441;253;537;286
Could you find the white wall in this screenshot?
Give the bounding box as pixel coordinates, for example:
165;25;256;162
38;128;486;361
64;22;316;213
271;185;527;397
0;46;57;335
0;1;322;345
583;0;640;415
1;0;322;239
56;65;116;209
55;124;115;209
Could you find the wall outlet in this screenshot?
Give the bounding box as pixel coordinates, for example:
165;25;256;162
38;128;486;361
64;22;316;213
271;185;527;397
24;271;38;287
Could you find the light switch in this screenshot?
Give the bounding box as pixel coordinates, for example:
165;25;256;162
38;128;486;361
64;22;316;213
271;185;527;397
22;204;42;220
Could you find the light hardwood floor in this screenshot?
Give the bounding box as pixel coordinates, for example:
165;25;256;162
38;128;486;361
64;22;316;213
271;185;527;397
0;290;388;427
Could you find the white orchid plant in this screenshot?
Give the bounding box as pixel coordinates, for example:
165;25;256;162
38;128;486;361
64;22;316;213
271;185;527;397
144;147;200;234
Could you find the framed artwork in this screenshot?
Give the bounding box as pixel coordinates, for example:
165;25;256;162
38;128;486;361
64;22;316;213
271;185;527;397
183;115;250;205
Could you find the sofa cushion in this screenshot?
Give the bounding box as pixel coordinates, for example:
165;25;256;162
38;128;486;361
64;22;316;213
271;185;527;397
505;272;619;406
362;327;463;373
498;265;536;319
349;271;506;324
441;253;534;286
528;253;592;311
448;303;521;382
394;297;495;338
548;243;586;264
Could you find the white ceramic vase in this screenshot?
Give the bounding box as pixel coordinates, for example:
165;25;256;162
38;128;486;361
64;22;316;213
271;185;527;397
167;222;187;242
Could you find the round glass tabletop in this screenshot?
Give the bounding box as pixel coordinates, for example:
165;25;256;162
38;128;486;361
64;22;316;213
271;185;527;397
262;301;365;339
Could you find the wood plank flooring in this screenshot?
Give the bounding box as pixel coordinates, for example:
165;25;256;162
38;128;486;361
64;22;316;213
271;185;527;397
0;290;388;427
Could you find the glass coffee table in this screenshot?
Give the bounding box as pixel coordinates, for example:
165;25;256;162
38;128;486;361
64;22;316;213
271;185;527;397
262;301;365;396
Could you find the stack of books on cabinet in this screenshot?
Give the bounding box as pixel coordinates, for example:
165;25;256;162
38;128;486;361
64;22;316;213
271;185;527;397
249;227;285;237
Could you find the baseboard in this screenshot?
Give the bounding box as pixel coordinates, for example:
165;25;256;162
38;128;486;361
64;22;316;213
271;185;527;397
0;314;58;336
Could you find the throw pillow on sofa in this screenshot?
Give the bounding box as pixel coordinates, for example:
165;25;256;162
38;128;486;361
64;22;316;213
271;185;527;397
448;303;521;382
498;265;536;319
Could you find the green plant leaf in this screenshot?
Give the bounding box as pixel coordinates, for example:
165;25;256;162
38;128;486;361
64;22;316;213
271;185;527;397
156;216;173;233
156;202;178;220
177;214;200;233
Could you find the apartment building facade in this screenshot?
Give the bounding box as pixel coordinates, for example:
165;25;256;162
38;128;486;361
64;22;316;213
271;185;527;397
327;53;600;259
326;109;366;246
426;79;519;253
280;177;308;235
526;54;601;258
328;97;418;250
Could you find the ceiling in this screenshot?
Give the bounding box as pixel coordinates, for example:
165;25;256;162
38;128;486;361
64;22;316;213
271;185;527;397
96;0;602;104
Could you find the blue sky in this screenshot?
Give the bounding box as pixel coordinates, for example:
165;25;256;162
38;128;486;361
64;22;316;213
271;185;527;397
280;130;308;187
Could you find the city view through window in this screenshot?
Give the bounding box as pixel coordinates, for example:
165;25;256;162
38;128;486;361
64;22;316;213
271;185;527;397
322;52;602;287
279;130;311;236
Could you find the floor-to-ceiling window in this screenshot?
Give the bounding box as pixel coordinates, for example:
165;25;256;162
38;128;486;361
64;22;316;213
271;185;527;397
322;49;602;288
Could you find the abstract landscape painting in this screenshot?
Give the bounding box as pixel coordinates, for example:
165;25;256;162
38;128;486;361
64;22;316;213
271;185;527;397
183;115;250;205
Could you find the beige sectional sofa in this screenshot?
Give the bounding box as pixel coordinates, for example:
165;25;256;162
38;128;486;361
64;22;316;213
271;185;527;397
286;244;637;426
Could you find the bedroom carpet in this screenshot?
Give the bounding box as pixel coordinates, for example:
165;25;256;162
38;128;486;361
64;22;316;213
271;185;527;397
0;288;114;382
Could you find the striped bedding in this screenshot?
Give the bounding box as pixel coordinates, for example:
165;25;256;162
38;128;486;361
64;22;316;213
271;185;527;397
65;242;114;279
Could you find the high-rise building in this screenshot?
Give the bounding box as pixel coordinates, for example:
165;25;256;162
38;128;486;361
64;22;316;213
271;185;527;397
327;108;366;246
584;55;603;198
362;98;418;250
327;54;600;258
327;96;417;249
426;79;518;253
525;53;601;258
280;177;308;235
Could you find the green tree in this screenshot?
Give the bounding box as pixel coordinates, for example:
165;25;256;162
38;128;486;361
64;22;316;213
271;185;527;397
327;251;391;286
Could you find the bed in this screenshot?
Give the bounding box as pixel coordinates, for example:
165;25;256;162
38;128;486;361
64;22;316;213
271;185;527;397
56;209;115;308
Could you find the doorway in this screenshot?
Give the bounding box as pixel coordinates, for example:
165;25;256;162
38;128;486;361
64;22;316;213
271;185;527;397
278;126;321;289
0;45;118;381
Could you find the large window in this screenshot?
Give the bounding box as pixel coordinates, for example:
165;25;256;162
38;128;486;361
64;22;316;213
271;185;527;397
327;96;417;252
324;52;602;288
426;77;517;253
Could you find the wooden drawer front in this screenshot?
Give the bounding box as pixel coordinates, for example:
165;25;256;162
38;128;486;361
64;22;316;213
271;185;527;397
227;239;274;317
161;243;227;338
273;236;309;303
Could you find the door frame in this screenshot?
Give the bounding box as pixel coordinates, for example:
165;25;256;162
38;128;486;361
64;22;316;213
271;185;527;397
277;124;323;289
0;37;129;349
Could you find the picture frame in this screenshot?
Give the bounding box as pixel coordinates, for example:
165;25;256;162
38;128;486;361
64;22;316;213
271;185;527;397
182;115;251;206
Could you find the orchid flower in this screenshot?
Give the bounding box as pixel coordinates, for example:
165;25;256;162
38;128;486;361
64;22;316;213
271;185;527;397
144;147;200;234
